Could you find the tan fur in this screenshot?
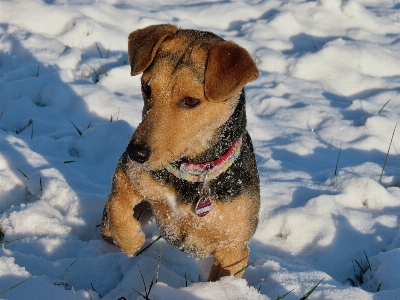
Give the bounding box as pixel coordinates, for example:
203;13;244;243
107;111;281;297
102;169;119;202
101;24;260;281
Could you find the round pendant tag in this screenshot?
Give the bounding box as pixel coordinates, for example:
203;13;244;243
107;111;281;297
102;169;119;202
195;196;212;217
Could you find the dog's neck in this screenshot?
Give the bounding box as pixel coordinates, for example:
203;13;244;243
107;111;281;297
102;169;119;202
165;136;242;183
195;90;247;163
164;90;247;183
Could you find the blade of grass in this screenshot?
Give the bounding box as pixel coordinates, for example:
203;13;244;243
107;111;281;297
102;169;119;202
95;42;103;58
0;222;4;241
87;64;99;82
64;160;76;164
138;266;148;295
121;49;127;65
16;119;33;134
132;287;147;299
0;238;23;246
233;260;256;276
16;167;28;179
135;235;162;256
254;56;262;65
61;257;78;279
148;249;163;293
100;64;108;76
300;278;324;300
69;120;82;136
379;123;397;183
106;45;110;58
345;277;357;287
0;278;31;296
364;251;371;272
275;289;293;300
378;99;391;114
34;63;40;77
258;279;264;292
334;141;342;176
354;259;366;273
184;269;188;287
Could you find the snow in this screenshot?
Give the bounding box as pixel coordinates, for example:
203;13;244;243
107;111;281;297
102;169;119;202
1;0;400;299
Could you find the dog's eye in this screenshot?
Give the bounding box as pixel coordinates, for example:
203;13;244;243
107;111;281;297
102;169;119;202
180;97;201;108
141;81;151;99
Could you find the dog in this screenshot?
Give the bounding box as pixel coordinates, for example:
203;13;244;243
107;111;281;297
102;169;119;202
101;24;260;281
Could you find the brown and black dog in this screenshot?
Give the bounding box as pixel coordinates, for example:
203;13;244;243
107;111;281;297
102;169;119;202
101;24;260;281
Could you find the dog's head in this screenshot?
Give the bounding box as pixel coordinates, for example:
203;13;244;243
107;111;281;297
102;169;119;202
126;24;258;170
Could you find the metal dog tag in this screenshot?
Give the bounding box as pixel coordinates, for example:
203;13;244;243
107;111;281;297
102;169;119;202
195;196;212;217
195;165;212;217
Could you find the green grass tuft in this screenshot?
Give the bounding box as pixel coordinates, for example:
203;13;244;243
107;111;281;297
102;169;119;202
95;43;110;59
87;63;107;80
133;250;163;299
110;108;120;122
346;252;372;287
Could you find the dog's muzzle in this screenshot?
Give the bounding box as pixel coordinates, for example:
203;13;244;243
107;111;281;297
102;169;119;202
126;143;151;163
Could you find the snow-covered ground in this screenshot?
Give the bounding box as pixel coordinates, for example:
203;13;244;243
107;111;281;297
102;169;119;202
1;0;400;299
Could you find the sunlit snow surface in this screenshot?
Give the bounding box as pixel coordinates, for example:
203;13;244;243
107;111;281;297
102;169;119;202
1;0;400;299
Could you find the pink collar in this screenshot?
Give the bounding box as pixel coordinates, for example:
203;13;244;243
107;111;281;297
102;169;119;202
165;136;242;183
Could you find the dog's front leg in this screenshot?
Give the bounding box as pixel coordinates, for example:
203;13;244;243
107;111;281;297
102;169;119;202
101;167;145;256
208;244;249;281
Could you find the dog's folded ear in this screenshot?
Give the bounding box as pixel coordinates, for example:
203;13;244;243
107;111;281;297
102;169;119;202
128;24;178;76
204;41;258;102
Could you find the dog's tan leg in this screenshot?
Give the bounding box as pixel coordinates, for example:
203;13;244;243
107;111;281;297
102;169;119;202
208;243;249;281
101;167;145;256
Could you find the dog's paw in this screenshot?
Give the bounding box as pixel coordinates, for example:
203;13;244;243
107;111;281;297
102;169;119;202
118;230;146;257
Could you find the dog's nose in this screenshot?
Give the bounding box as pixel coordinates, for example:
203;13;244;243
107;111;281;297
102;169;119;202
126;143;151;163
